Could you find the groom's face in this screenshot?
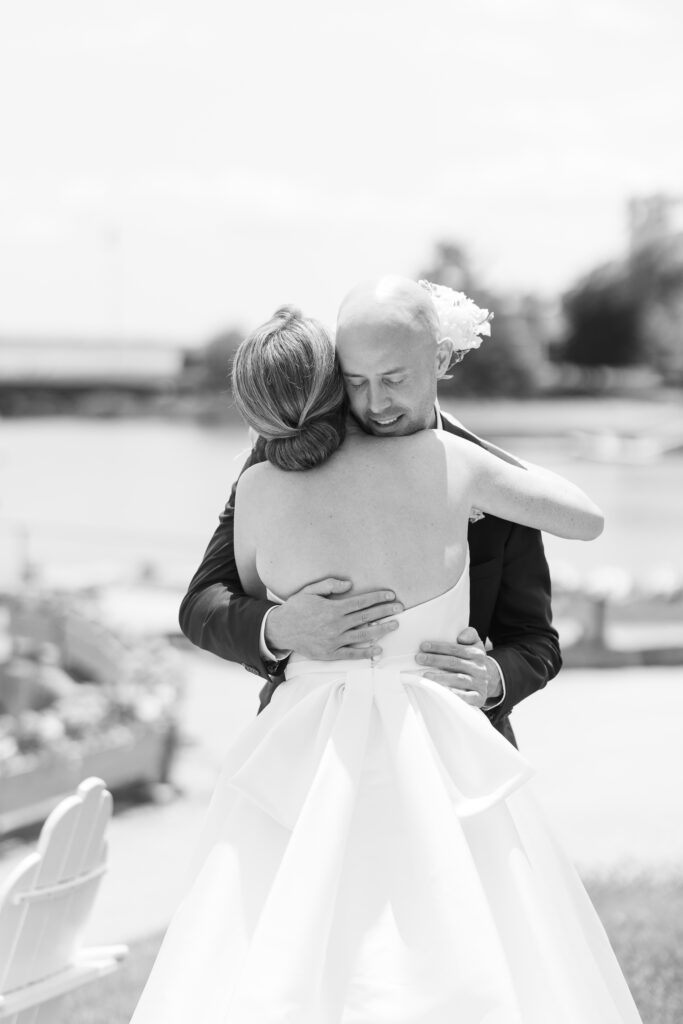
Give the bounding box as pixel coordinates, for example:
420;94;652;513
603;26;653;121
336;319;439;436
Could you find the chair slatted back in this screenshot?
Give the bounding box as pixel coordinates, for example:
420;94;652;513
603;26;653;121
0;778;112;996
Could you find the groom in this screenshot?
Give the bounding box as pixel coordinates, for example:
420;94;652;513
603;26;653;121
179;277;561;747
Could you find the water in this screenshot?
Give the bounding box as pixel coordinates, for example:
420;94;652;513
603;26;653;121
1;406;682;591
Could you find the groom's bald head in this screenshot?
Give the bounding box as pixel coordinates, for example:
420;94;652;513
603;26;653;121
335;276;453;436
336;276;440;345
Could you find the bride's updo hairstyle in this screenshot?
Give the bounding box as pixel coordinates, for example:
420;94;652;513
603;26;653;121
231;305;347;472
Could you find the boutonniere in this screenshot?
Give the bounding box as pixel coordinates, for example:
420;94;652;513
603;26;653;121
469;508;485;524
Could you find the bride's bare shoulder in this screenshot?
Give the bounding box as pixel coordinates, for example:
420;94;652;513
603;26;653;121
429;430;478;482
437;430;471;455
346;428;471;467
413;428;471;463
234;459;276;505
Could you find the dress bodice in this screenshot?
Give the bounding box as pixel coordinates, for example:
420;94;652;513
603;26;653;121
267;555;471;677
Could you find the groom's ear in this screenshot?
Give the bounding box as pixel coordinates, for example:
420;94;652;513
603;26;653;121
435;338;454;380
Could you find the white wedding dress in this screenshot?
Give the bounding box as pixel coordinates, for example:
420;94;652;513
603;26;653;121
130;558;642;1023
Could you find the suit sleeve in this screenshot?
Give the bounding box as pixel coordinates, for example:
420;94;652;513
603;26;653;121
483;524;562;727
178;449;286;680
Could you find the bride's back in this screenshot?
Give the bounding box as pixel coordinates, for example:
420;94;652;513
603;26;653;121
239;429;471;608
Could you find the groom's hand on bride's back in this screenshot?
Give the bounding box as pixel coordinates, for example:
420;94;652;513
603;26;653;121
264;579;403;661
415;627;504;709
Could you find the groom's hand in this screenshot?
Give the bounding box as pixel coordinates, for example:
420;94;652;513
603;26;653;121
416;627;503;708
264;579;403;661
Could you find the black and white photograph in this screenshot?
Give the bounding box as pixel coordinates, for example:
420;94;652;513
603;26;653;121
1;2;682;1021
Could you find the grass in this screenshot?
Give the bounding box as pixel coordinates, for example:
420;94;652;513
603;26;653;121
63;874;683;1023
585;873;683;1024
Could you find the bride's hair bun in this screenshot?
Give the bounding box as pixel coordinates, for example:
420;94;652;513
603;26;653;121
231;305;347;471
264;417;344;472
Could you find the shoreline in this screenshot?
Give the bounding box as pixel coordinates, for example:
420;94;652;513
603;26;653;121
2;391;682;439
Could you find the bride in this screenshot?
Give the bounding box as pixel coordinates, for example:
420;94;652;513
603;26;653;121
129;296;642;1023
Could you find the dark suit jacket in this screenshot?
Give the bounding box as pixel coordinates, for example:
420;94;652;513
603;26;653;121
179;416;562;747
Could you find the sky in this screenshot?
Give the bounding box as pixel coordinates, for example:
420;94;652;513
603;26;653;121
1;0;681;343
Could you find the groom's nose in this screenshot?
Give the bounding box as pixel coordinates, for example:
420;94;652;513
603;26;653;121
367;380;392;413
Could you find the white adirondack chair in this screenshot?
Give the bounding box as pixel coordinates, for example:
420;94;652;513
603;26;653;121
0;776;128;1022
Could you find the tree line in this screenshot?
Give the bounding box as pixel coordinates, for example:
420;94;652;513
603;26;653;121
185;237;683;396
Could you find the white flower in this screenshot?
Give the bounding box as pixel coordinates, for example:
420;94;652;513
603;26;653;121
468;508;486;524
418;280;493;353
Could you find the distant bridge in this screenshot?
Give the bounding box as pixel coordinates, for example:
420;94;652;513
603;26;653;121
0;337;187;391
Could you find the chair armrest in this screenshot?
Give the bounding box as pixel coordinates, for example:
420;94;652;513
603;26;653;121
0;946;128;1018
